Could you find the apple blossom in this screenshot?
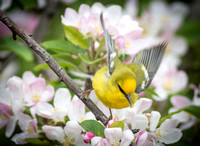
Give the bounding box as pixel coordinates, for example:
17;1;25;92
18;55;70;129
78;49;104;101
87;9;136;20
153;68;188;101
11;116;38;144
169;87;200;130
24;76;54;107
64;120;83;144
0;76;25;137
91;136;109;146
42;125;65;142
155;119;182;144
32;88;70;122
61;2;143;50
68;96;95;122
136;131;157;146
82;132;95;143
104;127;122;145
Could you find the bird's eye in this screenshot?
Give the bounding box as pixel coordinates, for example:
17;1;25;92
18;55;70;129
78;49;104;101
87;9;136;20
118;84;126;96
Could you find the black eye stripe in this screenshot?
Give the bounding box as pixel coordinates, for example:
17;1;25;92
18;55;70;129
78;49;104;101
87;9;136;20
118;84;127;96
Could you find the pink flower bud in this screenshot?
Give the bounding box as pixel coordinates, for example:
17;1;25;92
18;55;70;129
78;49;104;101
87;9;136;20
82;132;95;143
107;119;117;128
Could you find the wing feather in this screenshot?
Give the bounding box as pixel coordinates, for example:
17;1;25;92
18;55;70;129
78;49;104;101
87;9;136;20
133;42;168;93
100;13;117;75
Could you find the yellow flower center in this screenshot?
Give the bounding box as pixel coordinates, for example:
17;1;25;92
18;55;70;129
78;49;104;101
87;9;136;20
95;25;101;34
80;115;86;121
111;141;120;146
25;124;35;135
64;137;74;146
163;80;173;91
32;91;41;102
125;40;132;49
0;113;8;120
54;107;62;112
156;129;162;138
161;15;169;23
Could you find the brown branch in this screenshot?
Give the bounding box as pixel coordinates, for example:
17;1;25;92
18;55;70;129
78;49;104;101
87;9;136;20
0;10;108;125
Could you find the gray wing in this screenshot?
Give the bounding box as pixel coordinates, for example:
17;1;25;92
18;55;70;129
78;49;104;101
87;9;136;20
100;13;117;75
133;42;168;93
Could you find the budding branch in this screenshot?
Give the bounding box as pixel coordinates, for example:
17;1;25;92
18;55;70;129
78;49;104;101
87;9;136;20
0;10;108;125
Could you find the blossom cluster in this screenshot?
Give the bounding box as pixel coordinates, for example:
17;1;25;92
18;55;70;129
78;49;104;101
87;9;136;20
125;0;189;100
169;84;200;130
0;71;183;145
61;2;143;52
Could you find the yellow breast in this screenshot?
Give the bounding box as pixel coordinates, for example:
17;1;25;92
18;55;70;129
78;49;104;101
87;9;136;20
92;66;138;109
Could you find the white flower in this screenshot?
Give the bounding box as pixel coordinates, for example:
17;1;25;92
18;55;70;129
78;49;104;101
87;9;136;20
33;88;70;122
12;116;38;144
64;120;83;144
0;76;25;137
153;68;188;101
104;127;122;145
42;125;65;142
156;119;182;144
91;136;109;146
68;96;95;122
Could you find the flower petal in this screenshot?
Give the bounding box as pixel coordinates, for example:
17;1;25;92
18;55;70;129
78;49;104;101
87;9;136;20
135;131;148;146
18;113;32;132
22;71;36;85
104;127;122;144
134;98;152;114
64;120;82;138
120;129;134;146
7;76;24;99
11;133;27;144
150;111;161;131
34;102;54;118
91;136;109;146
170;96;192;108
0;88;12;105
62;8;79;26
160;119;179;131
68;96;85;121
6;116;17;137
158;128;182;144
42;125;65;142
54;88;71;110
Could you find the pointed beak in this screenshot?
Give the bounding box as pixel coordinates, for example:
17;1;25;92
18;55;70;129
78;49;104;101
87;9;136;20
125;94;132;107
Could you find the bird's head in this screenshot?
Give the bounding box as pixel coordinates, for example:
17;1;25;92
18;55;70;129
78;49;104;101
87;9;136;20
117;78;136;107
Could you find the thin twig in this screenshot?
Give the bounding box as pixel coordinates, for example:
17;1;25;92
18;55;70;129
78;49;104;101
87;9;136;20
0;10;108;125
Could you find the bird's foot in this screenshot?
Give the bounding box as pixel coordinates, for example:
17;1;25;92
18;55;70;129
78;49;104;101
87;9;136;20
80;88;93;100
105;108;113;125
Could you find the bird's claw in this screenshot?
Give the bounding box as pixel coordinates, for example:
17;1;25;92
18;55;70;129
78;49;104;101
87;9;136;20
80;88;93;100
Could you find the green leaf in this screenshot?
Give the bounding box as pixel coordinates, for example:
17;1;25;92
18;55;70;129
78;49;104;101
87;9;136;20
183;105;200;118
109;120;124;130
146;88;159;97
119;54;131;61
18;0;37;9
176;19;200;44
42;40;86;55
158;105;200;127
25;138;49;145
33;64;50;71
63;26;89;49
79;120;105;137
79;54;104;65
58;61;80;70
52;53;81;65
34;61;79;72
0;37;33;62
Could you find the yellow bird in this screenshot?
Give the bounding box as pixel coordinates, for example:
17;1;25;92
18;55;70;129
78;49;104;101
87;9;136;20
92;13;167;109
